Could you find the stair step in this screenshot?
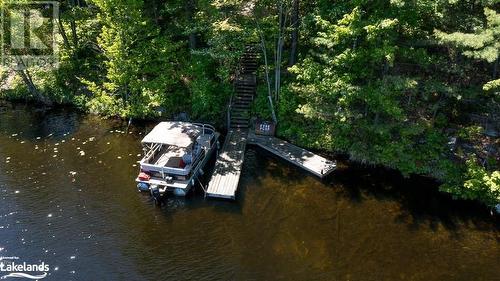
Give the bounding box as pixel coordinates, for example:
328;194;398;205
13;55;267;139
236;86;255;90
236;90;254;94
233;104;251;109
234;99;252;103
231;113;248;118
235;95;254;99
236;90;255;95
236;84;255;88
231;117;249;122
235;91;255;99
230;124;249;129
231;122;248;127
234;101;252;106
235;83;256;87
235;98;253;103
231;118;249;122
235;86;255;90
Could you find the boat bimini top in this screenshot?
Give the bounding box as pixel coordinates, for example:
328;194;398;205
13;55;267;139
141;121;202;148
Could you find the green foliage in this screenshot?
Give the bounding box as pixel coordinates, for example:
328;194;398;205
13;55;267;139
435;7;500;91
186;55;231;125
441;158;500;206
281;0;500;206
458;125;484;141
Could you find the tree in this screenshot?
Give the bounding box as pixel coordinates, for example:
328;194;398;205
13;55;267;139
86;0;184;118
435;7;500;91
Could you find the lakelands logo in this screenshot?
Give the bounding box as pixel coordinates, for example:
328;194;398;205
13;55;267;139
0;258;49;280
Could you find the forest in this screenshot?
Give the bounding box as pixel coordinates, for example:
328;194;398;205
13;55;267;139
0;0;499;207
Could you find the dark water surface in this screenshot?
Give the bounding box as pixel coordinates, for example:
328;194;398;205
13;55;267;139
0;105;498;281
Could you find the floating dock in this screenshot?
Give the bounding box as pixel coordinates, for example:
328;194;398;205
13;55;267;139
206;130;336;200
206;129;248;199
248;132;336;178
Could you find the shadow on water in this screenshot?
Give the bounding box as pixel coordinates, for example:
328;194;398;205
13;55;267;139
248;145;499;236
326;160;500;235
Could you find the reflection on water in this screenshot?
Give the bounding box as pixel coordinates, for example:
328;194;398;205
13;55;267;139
0;104;499;281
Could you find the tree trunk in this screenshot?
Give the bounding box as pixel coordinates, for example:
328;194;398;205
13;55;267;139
69;0;78;48
493;57;499;79
70;21;78;48
288;0;299;66
186;0;197;50
274;0;288;105
16;68;52;106
57;16;70;49
256;19;277;124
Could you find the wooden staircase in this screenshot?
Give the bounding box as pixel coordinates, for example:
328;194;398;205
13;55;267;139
229;46;258;129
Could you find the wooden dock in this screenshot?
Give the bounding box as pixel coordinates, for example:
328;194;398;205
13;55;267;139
205;44;336;200
206;129;248;199
248;132;336;178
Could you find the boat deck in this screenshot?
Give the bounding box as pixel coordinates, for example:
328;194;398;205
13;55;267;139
248;132;336;178
206;129;248;200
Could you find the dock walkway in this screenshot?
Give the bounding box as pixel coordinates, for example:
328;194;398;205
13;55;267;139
206;129;247;199
248;132;336;178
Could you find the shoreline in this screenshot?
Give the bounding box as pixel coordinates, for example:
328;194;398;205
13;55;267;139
1;98;498;217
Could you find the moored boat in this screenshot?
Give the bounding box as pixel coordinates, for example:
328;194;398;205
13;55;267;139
135;122;220;203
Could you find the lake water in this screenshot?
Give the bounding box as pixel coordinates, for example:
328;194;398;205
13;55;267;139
0;104;498;280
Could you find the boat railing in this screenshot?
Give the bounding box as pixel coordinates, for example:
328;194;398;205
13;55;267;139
189;148;207;176
142;143;163;163
192;123;216;136
226;95;232;130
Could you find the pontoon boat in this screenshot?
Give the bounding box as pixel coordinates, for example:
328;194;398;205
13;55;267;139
135;122;220;202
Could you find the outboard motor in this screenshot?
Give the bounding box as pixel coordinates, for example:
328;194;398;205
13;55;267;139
150;184;161;205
